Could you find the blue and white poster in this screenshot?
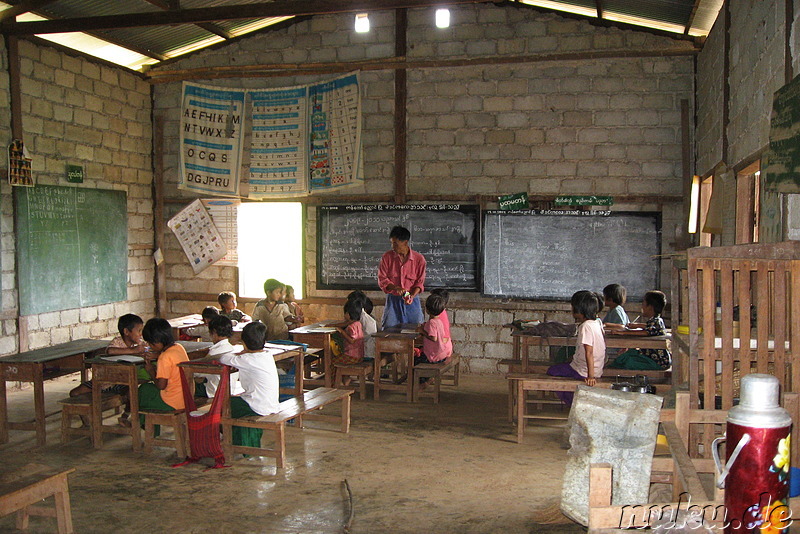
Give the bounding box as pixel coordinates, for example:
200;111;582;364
308;73;362;191
180;82;245;197
248;85;308;198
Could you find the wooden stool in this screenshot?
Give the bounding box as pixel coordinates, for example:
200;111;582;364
333;361;373;400
0;467;76;533
141;410;187;458
58;393;123;443
412;354;461;404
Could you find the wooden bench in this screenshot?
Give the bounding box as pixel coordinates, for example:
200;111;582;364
141;409;187;458
58;392;123;444
0;467;76;533
412;354;460;403
507;373;615;444
333;361;373;400
502;361;672;420
220;387;352;468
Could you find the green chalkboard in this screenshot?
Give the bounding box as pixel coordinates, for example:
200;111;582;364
16;186;128;316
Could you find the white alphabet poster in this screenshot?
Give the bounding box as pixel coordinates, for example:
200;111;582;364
180;82;245;197
168;199;227;274
248;85;309;198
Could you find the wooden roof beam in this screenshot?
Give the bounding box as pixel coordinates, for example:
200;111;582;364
0;0;58;23
595;0;603;19
142;0;233;39
684;0;701;35
1;0;496;35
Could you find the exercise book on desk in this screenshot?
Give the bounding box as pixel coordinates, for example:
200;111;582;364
101;355;144;363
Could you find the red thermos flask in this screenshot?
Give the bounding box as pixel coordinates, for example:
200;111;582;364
713;374;792;533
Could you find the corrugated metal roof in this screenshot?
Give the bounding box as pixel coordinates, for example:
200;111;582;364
1;0;722;71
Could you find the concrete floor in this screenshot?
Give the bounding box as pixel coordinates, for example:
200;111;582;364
0;374;583;534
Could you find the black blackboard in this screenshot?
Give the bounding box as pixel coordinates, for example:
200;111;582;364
16;186;128;316
317;204;478;290
482;210;660;300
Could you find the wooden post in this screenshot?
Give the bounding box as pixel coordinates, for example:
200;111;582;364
153;116;168;316
393;8;407;204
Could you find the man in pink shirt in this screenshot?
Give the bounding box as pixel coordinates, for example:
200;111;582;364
377;226;427;328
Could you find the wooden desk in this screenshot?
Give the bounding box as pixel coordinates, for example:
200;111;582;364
0;338;109;446
510;330;672;373
84;355;141;450
178;342;307;399
168;314;203;339
290;323;337;388
178;340;213;360
373;324;420;402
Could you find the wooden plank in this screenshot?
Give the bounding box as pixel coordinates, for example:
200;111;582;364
755;263;770;376
720;261;734;409
774;263;787;388
662;421;709;501
688;257;700;410
700;261;716;457
792;261;800;393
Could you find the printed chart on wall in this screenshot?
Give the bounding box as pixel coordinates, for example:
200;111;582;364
309;73;362;191
201;198;239;266
168;199;227;274
180;82;245;197
248;85;309;198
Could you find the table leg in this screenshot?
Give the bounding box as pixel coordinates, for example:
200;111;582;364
516;380;525;444
294;352;304;395
323;334;332;388
406;343;414;402
53;474;74;534
0;377;7;444
91;377;103;449
373;353;381;400
128;369;141;451
33;366;46;447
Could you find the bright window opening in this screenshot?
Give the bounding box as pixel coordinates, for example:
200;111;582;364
735;161;761;244
238;202;303;300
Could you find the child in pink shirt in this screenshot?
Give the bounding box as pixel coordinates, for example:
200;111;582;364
332;300;365;365
416;293;453;364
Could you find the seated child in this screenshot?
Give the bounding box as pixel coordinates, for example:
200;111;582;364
612;290;671;370
332;300;365;369
602;283;629;329
284;285;304;325
183;306;219;342
70;313;150;425
546;290;606;405
195;315;244;398
416;292;453;364
430;288;451;341
252;279;296;340
218;291;251;324
138;318;190;419
216;321;279;448
347;290;377;360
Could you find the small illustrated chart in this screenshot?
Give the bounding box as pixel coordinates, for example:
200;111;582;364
168;199;227;274
201;198;239;266
248;86;308;198
308;73;361;191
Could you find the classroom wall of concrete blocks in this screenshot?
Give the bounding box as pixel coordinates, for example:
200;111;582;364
0;2;796;373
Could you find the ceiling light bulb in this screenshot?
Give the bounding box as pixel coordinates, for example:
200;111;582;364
355;13;370;33
435;8;450;28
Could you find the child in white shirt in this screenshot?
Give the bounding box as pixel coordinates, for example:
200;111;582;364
217;321;280;447
197;315;244;398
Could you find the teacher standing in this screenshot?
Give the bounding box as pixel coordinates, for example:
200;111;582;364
378;226;427;328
